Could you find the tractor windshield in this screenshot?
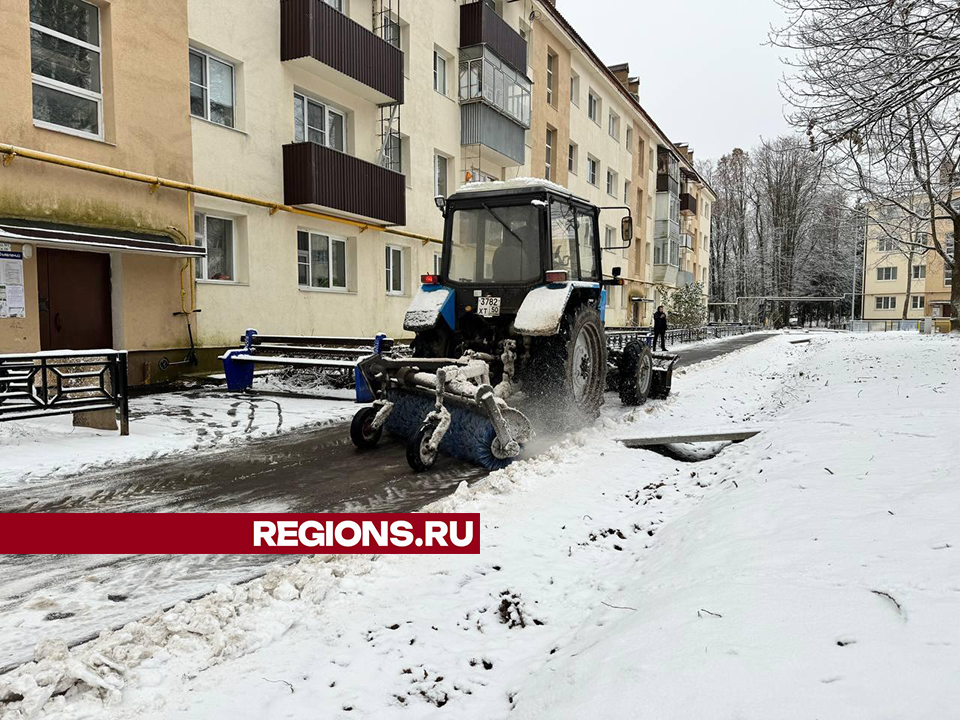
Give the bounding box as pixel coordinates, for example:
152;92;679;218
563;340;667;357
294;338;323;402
447;204;542;284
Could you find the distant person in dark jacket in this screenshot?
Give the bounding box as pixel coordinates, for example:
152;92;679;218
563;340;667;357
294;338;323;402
653;306;668;351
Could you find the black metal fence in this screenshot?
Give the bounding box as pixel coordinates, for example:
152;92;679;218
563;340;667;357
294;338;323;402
606;325;762;351
0;350;129;434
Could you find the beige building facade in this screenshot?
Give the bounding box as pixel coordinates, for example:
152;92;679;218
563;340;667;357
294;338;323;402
0;0;200;384
862;202;954;321
1;0;716;384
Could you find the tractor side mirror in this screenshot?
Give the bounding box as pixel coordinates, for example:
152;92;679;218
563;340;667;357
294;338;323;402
621;216;633;243
612;266;622;278
434;195;446;215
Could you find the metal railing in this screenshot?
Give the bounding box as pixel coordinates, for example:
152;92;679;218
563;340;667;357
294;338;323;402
606;324;761;351
0;349;129;434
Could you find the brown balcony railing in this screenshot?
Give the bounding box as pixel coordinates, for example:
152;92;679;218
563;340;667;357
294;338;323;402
283;142;406;226
460;1;527;73
680;193;697;216
281;0;404;104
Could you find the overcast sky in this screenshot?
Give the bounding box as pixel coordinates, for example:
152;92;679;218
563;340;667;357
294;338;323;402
557;0;795;163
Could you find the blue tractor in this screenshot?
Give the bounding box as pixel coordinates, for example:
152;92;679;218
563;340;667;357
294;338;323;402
352;180;666;472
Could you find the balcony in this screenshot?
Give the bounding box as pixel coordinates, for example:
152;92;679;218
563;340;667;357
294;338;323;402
281;0;404;105
678;270;695;287
283;142;406;225
680;193;697;216
460;1;527;73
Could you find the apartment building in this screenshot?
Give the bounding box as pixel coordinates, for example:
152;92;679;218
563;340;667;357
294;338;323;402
862;200;955;321
0;0;715;383
185;0;533;348
522;2;715;326
0;0;199;382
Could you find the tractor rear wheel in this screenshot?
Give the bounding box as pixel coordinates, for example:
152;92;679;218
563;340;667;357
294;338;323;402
618;340;653;406
525;303;607;426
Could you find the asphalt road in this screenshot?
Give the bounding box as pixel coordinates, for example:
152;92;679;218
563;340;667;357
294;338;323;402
0;331;774;671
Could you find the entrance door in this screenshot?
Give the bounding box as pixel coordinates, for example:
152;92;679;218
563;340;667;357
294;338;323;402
37;248;113;351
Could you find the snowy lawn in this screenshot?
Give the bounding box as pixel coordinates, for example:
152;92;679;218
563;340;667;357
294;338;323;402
0;389;357;487
2;332;958;719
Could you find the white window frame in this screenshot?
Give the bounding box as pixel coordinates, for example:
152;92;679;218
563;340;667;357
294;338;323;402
587;91;600;124
912;264;926;279
433;252;442;276
570;72;580;107
433;50;448;96
604;225;616;250
322;0;343;10
195;212;237;283
294;92;347;151
30;1;103;141
545;127;555;181
298;231;348;291
587;156;598;186
568;142;577;175
911;295;925;310
190;48;236;129
624;179;631;206
606;169;617;197
434;153;449;197
877;237;896;252
875;296;897;310
546;50;557;105
608;111;620;142
385;244;405;296
876;266;897;281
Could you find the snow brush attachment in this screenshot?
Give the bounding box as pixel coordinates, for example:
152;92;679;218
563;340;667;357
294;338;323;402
353;354;531;472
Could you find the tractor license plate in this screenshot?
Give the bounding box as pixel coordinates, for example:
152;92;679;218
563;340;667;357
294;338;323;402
477;296;501;317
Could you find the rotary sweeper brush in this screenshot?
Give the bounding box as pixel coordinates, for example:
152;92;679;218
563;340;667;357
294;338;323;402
349;179;678;472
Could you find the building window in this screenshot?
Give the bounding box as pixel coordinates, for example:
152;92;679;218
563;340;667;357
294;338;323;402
570;71;580;106
587;156;598;186
912;264;926;279
294;93;346;151
458;46;532;127
30;0;102;139
588;91;600;123
606;169;617;197
190;49;235;128
195;213;235;281
298;231;347;290
434;153;449;197
604;225;616;249
433;252;442;275
624;179;631;206
322;0;343;10
383;17;401;47
911;295;925;310
626;127;633;152
877;237;897;252
568;142;578;174
876;266;897;281
608;111;620;141
875;296;897;310
546;50;557;105
545;127;555;181
638;139;645;173
385;245;404;295
434;50;447;95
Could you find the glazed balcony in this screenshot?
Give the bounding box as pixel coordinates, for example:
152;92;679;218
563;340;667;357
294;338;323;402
280;0;404;105
283;142;406;226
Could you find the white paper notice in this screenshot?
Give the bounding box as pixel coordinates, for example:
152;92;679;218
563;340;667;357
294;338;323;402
1;259;23;286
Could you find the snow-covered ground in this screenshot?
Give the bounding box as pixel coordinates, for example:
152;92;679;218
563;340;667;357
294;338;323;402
2;332;958;719
0;389;357;488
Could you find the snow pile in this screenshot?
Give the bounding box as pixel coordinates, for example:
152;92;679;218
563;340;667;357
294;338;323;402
0;390;356;487
2;332;958;719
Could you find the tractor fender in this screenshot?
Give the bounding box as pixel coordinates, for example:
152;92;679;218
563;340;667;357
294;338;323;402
404;285;455;332
514;281;601;336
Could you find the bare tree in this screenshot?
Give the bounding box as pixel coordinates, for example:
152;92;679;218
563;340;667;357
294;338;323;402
773;0;960;328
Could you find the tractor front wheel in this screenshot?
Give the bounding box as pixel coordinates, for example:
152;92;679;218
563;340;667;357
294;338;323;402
525;303;607;427
350;406;383;449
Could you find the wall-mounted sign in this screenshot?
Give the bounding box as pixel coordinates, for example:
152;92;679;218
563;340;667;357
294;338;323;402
0;253;25;319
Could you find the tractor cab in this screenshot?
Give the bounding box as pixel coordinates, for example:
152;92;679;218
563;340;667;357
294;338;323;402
407;180;632;356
